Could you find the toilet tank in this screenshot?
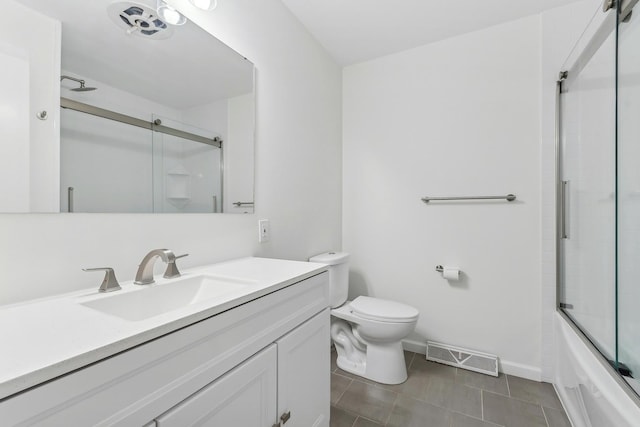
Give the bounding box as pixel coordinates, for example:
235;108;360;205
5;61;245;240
309;252;350;308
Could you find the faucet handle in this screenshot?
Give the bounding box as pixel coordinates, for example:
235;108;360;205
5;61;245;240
163;254;189;279
83;267;122;293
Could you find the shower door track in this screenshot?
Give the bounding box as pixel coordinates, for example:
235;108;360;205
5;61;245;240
60;97;223;148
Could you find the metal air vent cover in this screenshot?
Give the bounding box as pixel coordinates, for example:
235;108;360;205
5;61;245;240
107;2;173;39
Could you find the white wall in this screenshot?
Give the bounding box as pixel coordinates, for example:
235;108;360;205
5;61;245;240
0;0;342;305
225;93;256;213
183;100;228;140
0;1;60;213
343;16;543;378
0;49;30;212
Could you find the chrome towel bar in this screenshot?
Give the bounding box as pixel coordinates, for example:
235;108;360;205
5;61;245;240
233;201;254;207
421;194;516;203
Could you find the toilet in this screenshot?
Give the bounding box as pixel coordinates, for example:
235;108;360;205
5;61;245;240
309;252;419;384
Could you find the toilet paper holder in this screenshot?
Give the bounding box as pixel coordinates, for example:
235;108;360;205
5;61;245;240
435;265;461;281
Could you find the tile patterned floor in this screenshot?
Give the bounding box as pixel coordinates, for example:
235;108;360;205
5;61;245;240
330;350;572;427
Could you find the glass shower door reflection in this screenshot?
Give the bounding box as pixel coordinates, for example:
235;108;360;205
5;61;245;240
60;108;154;213
151;115;223;213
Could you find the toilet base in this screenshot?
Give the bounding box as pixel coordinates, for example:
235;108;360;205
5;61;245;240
335;340;408;385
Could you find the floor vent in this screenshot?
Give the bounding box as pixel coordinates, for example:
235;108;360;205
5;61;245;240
426;340;499;377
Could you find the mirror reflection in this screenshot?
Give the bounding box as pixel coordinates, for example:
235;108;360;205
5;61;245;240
3;0;255;213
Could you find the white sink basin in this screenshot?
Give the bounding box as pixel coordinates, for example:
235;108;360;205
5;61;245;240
80;274;257;321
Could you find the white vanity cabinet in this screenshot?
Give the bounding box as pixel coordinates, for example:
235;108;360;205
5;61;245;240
275;308;330;427
155;308;329;427
0;270;330;427
154;344;278;427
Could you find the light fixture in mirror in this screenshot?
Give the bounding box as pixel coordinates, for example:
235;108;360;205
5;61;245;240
157;0;187;25
2;0;255;214
190;0;218;11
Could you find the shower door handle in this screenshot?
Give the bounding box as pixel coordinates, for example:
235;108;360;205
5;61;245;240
68;187;74;213
560;180;569;239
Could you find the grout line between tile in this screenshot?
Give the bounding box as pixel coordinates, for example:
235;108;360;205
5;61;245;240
382;390;399;426
481;389;484;420
332;405;363;426
505;374;511;397
408;351;416;369
449;409;505;427
360;414;385;426
397;386;484;422
542;405;550;427
333;371;352;380
335;378;353;404
489;390;552;408
407;352;416;371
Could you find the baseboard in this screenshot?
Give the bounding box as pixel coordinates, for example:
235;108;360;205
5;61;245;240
500;360;541;381
402;339;427;355
402;339;542;381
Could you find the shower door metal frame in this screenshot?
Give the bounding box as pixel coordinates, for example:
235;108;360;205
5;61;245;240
61;98;222;148
555;72;566;312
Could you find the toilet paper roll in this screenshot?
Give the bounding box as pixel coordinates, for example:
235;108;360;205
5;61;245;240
442;267;460;281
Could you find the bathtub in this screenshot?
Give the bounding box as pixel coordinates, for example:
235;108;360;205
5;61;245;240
554;312;640;427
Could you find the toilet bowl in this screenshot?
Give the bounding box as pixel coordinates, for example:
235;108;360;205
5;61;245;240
331;296;419;384
309;252;419;385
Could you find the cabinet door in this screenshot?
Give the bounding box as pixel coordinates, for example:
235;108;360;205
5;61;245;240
277;308;330;427
156;344;277;427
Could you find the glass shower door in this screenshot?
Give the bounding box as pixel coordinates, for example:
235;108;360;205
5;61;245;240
558;0;640;400
617;2;640;393
558;10;617;361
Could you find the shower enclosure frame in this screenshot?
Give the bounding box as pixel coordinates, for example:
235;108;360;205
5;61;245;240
555;0;640;410
60;97;225;213
60;98;223;148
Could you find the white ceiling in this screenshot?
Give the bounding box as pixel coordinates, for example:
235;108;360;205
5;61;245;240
280;0;584;65
16;0;254;109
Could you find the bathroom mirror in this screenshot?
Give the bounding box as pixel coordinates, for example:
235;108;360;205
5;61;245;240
2;0;255;213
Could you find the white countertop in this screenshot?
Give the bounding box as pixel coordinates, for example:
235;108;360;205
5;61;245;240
0;257;327;400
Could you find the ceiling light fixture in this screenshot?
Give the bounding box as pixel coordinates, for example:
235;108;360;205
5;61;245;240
189;0;218;11
156;0;187;25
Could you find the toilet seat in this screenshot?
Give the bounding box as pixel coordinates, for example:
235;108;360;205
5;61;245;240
350;296;419;323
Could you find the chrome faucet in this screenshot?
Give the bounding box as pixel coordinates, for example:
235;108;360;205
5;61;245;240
134;249;188;285
83;267;121;292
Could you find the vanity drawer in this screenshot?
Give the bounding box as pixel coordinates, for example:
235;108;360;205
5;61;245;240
0;271;329;426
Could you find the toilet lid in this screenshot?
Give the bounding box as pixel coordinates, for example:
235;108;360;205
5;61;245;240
350;296;419;323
